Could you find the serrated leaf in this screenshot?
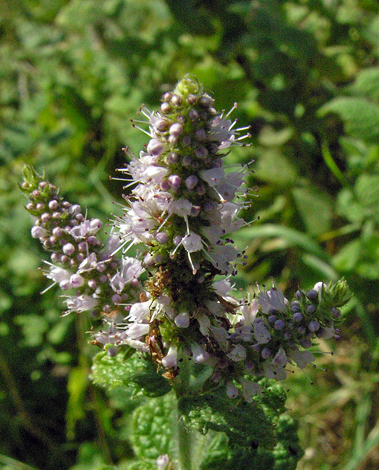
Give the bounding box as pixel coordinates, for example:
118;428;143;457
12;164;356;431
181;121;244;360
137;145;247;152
91;349;171;398
131;393;176;460
178;389;276;450
319;97;379;143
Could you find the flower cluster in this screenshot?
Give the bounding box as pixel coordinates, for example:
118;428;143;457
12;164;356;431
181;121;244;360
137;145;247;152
21;166;143;322
92;76;349;398
23;76;351;402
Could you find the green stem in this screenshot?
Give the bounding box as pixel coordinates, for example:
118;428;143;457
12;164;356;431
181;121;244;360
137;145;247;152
177;417;193;470
174;358;193;470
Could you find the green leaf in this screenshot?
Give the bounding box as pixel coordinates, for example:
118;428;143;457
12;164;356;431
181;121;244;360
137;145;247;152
131;393;176;460
178;388;276;450
14;315;48;347
332;239;361;272
355;173;379;222
91;349;171;398
319;97;379;144
254;150;298;185
237;224;328;260
336;188;365;224
351;67;379;104
165;0;215;35
292;186;333;236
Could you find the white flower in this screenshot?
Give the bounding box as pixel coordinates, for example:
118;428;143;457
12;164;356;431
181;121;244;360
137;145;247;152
104;233;122;256
64;294;99;313
110;257;143;293
258;287;287;314
127;153;159;181
218;202;245;233
161;345;178;368
314;282;327;292
31;226;48;238
228;344;247;362
78;253;98;273
272;347;287;367
191;343;210;363
126;322;149;339
182;232;203;253
70;274;85;288
253;319;271;344
196;313;211;335
127;300;151;322
288;349;315;369
264;362;287;381
239;299;259;326
199;167;225;187
207;244;238;274
69;219;102;240
240;379;262;402
156;455;170;470
210;116;234;144
213;279;232;297
47;265;72;284
216;172;245;202
169;199;193;218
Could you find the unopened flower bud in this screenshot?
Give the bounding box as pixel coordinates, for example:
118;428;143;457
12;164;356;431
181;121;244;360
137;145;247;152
63;243;75;256
226;382;239;399
169;123;183;137
175;312;190;328
155;232;168;244
70;274;84;288
147;139;165;157
185;175;198;189
308;320;320;332
31;226;48;238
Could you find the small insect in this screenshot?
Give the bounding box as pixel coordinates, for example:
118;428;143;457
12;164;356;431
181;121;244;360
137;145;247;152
146;320;165;366
146;319;179;381
100;308;120;321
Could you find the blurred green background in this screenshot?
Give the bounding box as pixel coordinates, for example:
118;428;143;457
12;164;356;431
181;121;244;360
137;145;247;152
1;0;379;468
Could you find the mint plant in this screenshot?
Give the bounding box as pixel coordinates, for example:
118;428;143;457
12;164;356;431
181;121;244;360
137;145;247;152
21;76;351;470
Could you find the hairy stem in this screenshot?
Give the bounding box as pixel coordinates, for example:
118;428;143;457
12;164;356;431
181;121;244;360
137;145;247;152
174;359;193;470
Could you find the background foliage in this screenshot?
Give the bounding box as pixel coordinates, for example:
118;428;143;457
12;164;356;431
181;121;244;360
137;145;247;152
1;0;379;468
